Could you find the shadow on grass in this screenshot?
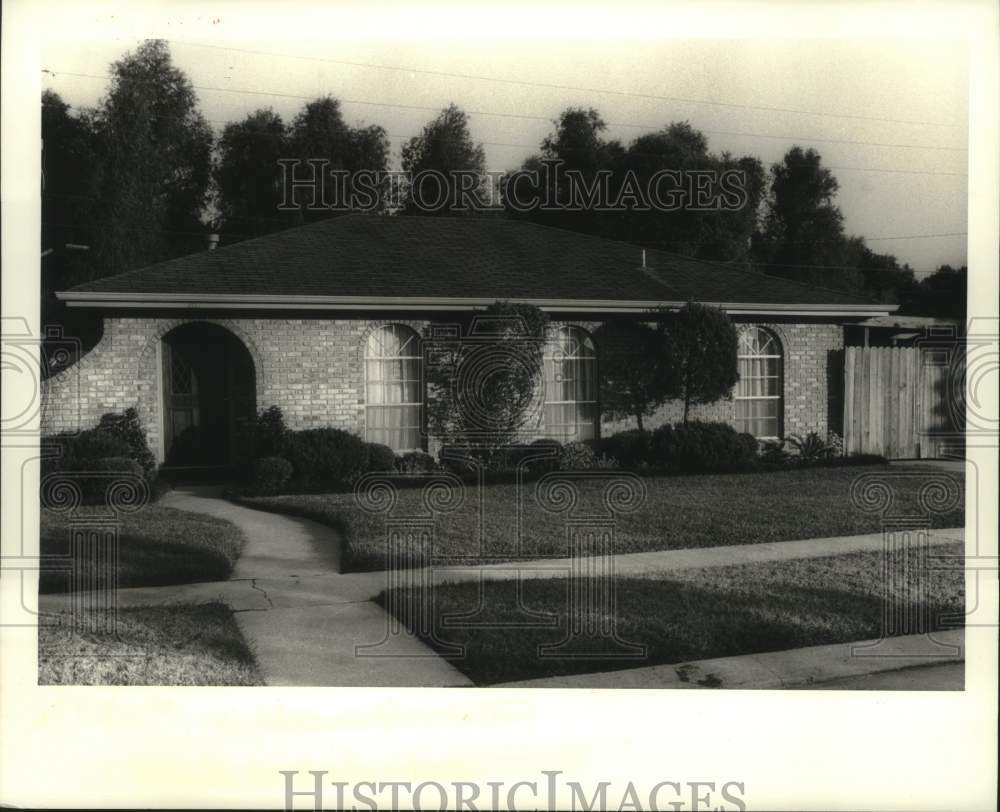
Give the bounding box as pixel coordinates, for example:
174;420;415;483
39;505;244;593
376;551;964;685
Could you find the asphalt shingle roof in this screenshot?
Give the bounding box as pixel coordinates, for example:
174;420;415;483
65;214;879;307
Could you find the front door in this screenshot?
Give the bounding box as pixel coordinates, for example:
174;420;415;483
162;341;201;462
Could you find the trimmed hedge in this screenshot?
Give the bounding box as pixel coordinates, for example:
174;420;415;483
282;428;368;487
396;451;438;473
364;443;397;473
42;408;160;504
251;456;293;494
598;429;654;469
652;421;758;473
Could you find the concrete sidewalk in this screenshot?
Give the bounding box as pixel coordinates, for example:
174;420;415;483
498;630;965;690
432;527;965;584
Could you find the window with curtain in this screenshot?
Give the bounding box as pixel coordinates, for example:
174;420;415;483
543;325;599;441
365;324;422;451
735;327;783;440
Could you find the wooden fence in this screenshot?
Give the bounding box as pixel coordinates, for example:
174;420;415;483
843;346;964;458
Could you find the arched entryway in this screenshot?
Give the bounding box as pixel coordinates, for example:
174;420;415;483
160;322;257;470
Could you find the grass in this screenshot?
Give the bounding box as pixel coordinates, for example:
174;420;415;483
40;505;245;593
377;544;965;685
240;465;965;572
38;603;263;686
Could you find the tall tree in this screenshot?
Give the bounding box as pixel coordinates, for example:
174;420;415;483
903;264;967;319
511;112;764;262
286;96;390;220
88;39;213;276
215;108;291;238
617;123;765;261
41;90;100;292
755;146;856;289
400;104;486;215
41;91;103;358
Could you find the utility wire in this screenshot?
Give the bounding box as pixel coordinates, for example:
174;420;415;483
42;69;968;153
166;39;963;129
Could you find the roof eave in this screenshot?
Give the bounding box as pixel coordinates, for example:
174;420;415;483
55;291;897;317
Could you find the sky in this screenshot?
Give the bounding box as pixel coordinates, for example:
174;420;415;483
41;34;969;275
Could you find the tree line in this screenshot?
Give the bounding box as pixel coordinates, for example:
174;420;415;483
43;39;965;322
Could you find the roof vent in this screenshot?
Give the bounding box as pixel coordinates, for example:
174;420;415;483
207;233;220;251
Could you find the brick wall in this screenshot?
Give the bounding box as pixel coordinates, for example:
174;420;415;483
40;315;842;460
600;321;844;439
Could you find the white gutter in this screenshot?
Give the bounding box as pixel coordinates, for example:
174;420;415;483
55;291;897;318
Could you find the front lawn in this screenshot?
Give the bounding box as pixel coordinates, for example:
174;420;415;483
38;603;263;686
378;544;964;685
40;505;245;593
240;465;964;572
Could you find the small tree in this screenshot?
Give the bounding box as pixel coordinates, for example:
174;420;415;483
426;301;549;463
660;302;739;423
592;321;673;430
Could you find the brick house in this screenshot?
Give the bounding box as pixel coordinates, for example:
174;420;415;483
41;215;895;467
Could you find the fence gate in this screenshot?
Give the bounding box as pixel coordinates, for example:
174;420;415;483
843;346;963;459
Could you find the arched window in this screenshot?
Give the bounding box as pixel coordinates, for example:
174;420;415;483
544;326;599;441
365;324;422;451
735;326;783;440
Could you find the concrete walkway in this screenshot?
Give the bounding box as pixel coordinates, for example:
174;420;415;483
38;486;965;688
431;527;965;584
499;630;965;690
162;487;471;687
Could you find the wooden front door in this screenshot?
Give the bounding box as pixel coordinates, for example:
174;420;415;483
162;341;200;461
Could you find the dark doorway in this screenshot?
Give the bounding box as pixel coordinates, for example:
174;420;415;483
161;323;256;469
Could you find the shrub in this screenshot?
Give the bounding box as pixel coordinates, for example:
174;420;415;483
525;438;562;474
78;457;145;504
282;428;368;486
396;451;438;474
97;408;156;478
559;441;618;471
759;439;790;464
251;456;293;494
651;421;757;473
42;428;131;481
364;443;397;473
832;453;890;467
255;406;288;457
600;429;654;469
65;428;133;463
788;432;835;462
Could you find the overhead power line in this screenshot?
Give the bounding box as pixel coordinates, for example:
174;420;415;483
42;69;968;154
166;38;963;130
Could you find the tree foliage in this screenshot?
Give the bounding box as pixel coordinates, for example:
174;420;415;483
592;321;673;430
215;109;292;238
88;39;214;275
400;104;486;214
426;301;549;457
660;302;740;423
754;146;920;303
